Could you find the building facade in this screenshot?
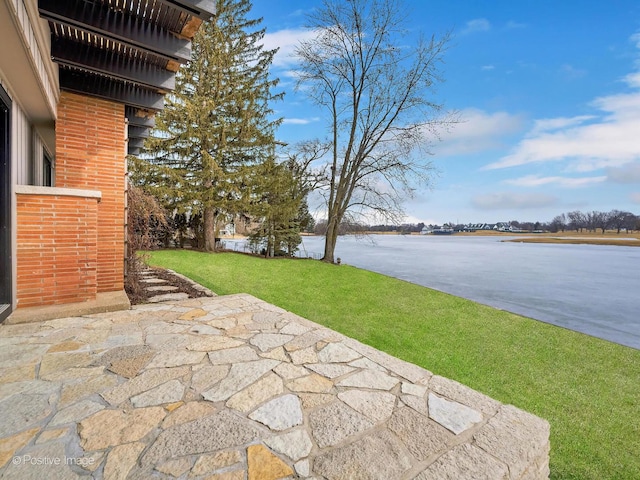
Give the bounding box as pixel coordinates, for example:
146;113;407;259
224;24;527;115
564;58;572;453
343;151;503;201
0;0;214;322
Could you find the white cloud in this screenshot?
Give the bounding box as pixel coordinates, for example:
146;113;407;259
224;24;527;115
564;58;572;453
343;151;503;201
434;108;525;156
282;69;303;79
484;96;640;171
607;162;640;183
472;192;558;210
631;192;640;204
504;174;606;188
403;214;440;225
462;18;491;35
625;72;640;88
481;65;495;71
262;28;318;68
484;35;640;172
282;117;320;125
529;115;595;135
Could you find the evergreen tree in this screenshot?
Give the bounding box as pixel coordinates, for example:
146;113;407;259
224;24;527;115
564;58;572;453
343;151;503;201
247;142;325;257
143;0;282;251
248;157;304;257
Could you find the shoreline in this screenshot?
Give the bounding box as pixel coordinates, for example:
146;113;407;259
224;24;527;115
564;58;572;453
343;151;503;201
503;236;640;247
223;231;640;247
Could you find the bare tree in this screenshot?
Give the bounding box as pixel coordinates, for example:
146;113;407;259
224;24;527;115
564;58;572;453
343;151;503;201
623;212;639;233
608;210;635;234
567;210;587;232
589;211;610;234
296;0;453;262
285;140;331;196
550;213;567;233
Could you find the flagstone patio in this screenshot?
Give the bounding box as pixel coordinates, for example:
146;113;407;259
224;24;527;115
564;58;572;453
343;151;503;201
0;293;550;479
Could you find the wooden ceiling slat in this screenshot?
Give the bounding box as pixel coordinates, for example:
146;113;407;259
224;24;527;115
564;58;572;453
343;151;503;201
38;0;216;151
51;36;175;91
126;107;156;128
156;1;215;21
39;0;192;63
128;125;150;138
59;69;164;111
128;138;146;148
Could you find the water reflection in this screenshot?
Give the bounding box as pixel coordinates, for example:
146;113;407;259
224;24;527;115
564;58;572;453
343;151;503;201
227;235;640;350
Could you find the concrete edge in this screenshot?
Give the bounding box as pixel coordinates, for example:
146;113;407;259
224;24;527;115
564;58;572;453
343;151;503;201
5;290;130;324
15;184;102;200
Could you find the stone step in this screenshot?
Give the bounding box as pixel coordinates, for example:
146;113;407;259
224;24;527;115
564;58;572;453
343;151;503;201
146;285;179;292
147;292;190;303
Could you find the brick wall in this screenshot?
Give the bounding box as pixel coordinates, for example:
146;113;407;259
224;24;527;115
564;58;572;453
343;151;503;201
16;192;99;307
55;92;126;293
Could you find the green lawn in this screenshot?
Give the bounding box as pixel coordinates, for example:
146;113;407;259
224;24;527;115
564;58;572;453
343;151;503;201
149;249;640;480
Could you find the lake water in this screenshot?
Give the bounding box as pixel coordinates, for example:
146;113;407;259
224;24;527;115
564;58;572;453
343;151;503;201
288;235;639;350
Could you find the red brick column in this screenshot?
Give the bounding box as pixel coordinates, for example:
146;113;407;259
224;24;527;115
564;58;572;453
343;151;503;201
55;92;126;293
16;190;99;307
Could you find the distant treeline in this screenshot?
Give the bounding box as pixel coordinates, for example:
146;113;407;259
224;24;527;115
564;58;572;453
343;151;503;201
311;209;640;235
546;210;639;233
311;220;425;235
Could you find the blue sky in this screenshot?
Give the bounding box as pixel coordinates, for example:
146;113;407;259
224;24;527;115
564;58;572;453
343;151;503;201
251;0;640;225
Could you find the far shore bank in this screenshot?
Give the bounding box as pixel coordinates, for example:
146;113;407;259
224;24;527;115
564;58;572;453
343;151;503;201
503;236;640;247
222;229;640;247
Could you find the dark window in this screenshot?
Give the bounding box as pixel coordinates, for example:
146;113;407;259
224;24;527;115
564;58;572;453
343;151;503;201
43;149;52;186
1;84;12;322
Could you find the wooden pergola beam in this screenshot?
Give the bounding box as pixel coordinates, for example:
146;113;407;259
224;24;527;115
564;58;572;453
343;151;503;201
59;69;164;111
157;0;216;21
39;0;192;63
51;37;175;92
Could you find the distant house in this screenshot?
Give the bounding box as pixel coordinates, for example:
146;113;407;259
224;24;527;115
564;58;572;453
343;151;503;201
463;223;496;231
1;0;215;322
494;222;526;233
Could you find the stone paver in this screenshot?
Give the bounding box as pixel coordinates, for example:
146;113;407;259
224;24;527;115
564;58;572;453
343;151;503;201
247;444;293;480
142;410;262;466
49;399;105;426
79;407;167;450
191;449;241;475
148;292;189;303
146;285;179;292
202;359;279;402
314;430;412;480
428;392;484;434
248;394;303;431
336;368;400;390
250;333;294;352
0;293;550;479
287;372;334;393
130;379;185;407
310;401;374;447
338;389;396;423
226;372;283;413
414;443;509;480
264;427;313;461
162;401;217;429
306;362;355;379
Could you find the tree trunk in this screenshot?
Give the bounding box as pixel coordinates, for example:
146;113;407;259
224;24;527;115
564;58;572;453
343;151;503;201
323;217;339;263
204;206;217;252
